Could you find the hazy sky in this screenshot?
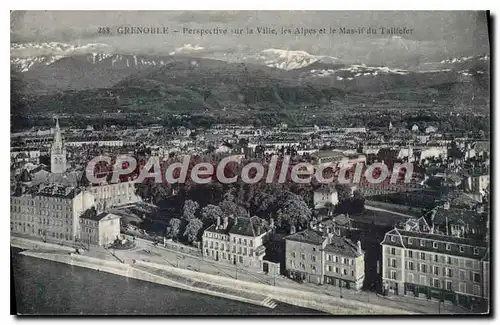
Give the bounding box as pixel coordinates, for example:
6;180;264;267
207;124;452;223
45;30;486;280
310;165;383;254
11;11;490;67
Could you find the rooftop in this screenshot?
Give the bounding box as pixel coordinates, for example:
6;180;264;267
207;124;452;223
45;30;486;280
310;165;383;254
229;216;268;237
285;229;325;246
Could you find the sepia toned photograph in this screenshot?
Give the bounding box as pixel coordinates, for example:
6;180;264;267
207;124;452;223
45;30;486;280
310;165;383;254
10;10;491;315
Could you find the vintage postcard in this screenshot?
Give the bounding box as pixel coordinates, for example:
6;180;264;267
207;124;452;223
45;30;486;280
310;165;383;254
10;11;490;315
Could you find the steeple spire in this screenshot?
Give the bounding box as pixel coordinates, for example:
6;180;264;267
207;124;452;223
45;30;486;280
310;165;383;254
54;116;62;147
51;116;66;174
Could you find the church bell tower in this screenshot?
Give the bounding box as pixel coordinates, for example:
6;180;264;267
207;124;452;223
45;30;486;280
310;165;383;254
50;117;67;174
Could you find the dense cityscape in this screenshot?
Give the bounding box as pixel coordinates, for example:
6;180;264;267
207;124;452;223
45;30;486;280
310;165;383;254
10;10;491;316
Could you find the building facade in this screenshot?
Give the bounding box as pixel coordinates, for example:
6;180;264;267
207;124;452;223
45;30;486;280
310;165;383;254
381;228;489;307
285;228;365;290
313;188;339;209
202;215;270;269
86;180;140;212
11;184;95;242
79;210;121;247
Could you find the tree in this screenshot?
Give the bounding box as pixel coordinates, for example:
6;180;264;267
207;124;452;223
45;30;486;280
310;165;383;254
276;192;311;230
219;199;247;218
167;218;182;240
183;218;204;244
182;200;199;220
201;204;224;224
335;184;352;202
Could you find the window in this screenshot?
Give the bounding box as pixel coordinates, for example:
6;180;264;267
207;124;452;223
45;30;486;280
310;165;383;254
408;261;414;271
335;256;339;263
433;266;439;276
390;247;396;255
390;270;397;280
433;242;438;249
300;263;305;270
311;265;316;273
239;256;243;263
312;247;316;252
447;256;452;264
390;258;396;268
327;254;332;261
420;239;425;247
335;267;339;273
420;275;427;285
473;248;479;255
445;268;452;277
433;254;438;263
420;252;425;260
408;238;413;245
459;269;466;281
351;270;354;277
291;251;296;258
473;272;480;283
391;236;396;242
459;282;466;293
249;240;253;246
327;265;332;272
408;250;413;258
301;253;305;260
343;268;347;275
432;278;440;288
446;244;451;251
243;239;247;246
473;285;481;296
312;255;316;262
408;273;414;283
420;264;427;273
460;246;464;253
446;280;452;291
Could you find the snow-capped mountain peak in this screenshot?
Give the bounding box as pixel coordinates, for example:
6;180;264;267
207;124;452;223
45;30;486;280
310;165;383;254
252;49;338;70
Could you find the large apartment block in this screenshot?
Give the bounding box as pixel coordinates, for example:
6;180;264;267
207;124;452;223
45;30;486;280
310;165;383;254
285;228;365;290
11;184;95;242
381;227;489;307
202;215;271;269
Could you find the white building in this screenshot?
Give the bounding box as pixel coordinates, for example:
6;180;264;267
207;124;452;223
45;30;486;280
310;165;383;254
79;209;121;247
203;215;271;269
313;187;339;209
85;180;141;212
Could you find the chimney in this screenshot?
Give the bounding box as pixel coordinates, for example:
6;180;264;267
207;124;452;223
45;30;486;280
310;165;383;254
327;232;334;244
357;240;362;254
443;201;450;210
234;217;238;226
223;216;229;229
290;225;296;234
323;226;328;237
270;218;275;229
216;216;221;229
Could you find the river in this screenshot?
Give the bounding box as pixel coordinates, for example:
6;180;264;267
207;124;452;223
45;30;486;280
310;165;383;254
11;248;324;315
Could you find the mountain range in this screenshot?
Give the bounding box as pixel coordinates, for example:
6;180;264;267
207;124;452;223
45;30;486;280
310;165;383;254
11;42;490;117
